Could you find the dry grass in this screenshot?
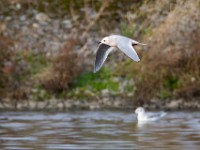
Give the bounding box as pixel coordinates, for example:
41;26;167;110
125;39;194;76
39;38;83;95
0;36;29;100
0;36;14;97
123;0;200;101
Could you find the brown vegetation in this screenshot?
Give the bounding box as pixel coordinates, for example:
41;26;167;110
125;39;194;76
39;38;82;94
0;36;29;100
126;0;200;101
0;0;200;109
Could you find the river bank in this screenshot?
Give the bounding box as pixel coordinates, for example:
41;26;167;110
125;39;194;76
1;98;200;111
0;1;200;111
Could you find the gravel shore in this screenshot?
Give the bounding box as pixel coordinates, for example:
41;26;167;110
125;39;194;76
1;98;200;111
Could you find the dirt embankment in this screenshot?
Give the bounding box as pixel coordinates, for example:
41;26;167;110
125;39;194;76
0;0;200;110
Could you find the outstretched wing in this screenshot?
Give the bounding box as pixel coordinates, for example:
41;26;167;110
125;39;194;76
116;37;140;62
94;43;114;73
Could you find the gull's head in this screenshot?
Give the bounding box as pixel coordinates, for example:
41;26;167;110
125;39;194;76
100;36;110;45
135;107;145;114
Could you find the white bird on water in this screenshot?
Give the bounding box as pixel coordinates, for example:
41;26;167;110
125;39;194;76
94;35;146;73
135;107;167;122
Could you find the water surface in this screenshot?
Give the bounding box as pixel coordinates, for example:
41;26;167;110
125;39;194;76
0;111;200;149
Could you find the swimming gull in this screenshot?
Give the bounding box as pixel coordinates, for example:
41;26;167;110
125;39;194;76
135;107;167;122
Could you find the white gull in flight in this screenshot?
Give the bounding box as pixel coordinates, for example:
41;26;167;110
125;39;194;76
94;35;146;73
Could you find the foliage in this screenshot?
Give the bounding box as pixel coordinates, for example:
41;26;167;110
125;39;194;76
120;0;200;102
0;36;29;99
25;51;49;76
38;38;82;94
73;68;119;91
67;67;136;99
0;0;200;105
120;23;136;38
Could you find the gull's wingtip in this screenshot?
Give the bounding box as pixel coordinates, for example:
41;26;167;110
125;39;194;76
135;58;140;62
93;67;97;73
93;66;99;73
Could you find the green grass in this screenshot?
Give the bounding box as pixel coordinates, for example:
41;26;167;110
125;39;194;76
32;84;52;100
120;23;136;38
164;76;180;91
73;68;119;92
66;67;137;99
26;52;50;75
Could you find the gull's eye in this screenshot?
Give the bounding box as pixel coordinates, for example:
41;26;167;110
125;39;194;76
104;40;106;42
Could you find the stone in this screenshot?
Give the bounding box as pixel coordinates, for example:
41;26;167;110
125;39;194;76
113;100;122;108
0;103;5;109
166;99;183;110
5;16;12;21
32;23;40;29
35;13;49;24
62;20;72;29
57;102;64;110
64;100;72;108
16;101;28;109
0;23;6;33
16;3;21;10
89;102;100;110
101;89;110;97
102;97;112;106
20;15;26;21
28;101;36;109
36;101;46;109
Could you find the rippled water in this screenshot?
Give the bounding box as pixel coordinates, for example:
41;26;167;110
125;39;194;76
0;111;200;150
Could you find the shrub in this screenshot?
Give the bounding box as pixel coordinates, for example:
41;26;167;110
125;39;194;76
123;1;200;101
0;36;29;100
39;38;82;95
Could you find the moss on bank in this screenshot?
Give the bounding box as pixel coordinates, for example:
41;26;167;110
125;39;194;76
67;68;136;100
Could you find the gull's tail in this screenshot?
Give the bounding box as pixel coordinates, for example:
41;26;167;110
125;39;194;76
160;112;167;118
137;42;147;46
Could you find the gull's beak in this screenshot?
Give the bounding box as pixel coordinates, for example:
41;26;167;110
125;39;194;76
98;41;101;44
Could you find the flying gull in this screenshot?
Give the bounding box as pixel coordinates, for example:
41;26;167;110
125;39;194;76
94;35;146;73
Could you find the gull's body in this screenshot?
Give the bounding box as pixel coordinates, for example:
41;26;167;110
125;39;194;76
135;107;167;122
94;35;146;73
